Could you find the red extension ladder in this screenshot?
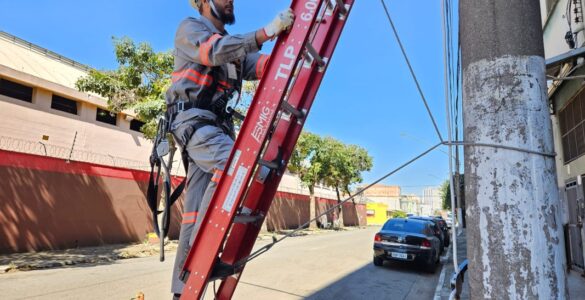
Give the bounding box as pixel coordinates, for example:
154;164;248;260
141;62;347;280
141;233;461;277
180;1;354;298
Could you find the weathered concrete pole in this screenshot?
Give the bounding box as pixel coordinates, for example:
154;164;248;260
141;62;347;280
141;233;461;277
460;1;568;299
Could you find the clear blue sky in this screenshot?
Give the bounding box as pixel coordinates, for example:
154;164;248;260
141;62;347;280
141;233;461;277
0;0;455;196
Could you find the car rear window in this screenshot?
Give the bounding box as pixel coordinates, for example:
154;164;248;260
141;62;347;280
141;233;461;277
382;220;425;234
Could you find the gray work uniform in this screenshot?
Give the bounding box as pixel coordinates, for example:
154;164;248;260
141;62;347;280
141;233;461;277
166;15;269;294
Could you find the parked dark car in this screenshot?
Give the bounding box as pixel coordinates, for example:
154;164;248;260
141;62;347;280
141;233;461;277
409;216;448;251
373;218;441;273
433;217;450;247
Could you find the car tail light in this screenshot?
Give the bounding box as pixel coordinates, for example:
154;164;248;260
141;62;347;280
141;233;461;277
421;239;431;248
374;233;381;242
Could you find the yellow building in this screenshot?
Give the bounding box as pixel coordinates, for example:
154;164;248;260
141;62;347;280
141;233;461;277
366;202;388;226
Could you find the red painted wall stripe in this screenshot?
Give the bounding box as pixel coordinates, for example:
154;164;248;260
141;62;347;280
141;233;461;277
0;150;184;184
0;150;367;207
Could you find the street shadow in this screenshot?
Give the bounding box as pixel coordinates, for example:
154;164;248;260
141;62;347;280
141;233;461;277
306;260;439;300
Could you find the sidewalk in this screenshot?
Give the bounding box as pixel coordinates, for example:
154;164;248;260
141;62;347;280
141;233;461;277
436;228;585;299
0;227;359;274
0;241;179;273
568;269;585;299
436;228;469;299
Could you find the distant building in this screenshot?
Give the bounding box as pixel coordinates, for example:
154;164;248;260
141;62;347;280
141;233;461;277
399;194;420;214
366;202;389;225
422;187;442;215
360;184;401;210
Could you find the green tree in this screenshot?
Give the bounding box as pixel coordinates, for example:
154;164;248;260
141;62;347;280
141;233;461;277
289;132;373;229
440;179;451;210
75;37;173;138
390;210;407;218
320;138;373;228
289;131;323;228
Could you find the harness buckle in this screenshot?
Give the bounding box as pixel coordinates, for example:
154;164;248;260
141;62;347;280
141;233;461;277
177;101;185;112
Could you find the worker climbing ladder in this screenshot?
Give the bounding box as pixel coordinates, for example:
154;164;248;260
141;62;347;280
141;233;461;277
179;0;354;299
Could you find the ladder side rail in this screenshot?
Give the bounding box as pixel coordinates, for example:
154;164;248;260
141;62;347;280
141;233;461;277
180;1;325;299
215;2;355;299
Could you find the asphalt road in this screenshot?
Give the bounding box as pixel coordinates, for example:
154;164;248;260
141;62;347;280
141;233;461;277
0;227;442;300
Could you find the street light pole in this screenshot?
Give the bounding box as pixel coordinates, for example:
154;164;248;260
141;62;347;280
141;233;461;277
461;1;568;298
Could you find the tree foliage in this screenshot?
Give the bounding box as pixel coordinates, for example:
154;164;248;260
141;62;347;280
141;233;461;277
441;179;452;210
288;132;323;194
320;137;373;199
440;174;464;210
289;132;373;196
289;131;373;227
76;37;173;138
390;210;407;218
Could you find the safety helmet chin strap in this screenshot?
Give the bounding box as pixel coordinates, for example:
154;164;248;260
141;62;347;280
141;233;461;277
208;0;222;21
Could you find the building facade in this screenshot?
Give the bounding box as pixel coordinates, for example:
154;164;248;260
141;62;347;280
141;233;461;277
360;184;401;210
541;0;585;272
422;187;442;216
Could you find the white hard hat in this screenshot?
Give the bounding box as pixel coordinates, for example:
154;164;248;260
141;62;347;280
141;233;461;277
189;0;201;10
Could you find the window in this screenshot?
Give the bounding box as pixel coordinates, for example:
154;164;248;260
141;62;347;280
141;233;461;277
130;119;145;132
96;108;117;125
51;95;78;115
0;78;33;102
560;89;585;163
382;219;425;234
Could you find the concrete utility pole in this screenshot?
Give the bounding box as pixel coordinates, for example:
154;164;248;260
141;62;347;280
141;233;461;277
460;1;568;299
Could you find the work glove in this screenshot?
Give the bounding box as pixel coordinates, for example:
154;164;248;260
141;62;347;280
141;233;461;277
263;8;295;39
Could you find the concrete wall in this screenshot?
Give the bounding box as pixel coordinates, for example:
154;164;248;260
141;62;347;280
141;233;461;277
542;0;585;58
0;150;366;254
0;149;184;254
265;192;366;231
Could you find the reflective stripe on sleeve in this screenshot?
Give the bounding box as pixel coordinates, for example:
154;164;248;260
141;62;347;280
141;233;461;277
200;34;222;66
171;69;213;86
256;54;270;79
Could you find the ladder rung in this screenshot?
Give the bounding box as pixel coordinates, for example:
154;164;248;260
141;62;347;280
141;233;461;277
233;214;263;224
258;159;280;170
305;43;326;67
335;0;348;15
281;101;306;120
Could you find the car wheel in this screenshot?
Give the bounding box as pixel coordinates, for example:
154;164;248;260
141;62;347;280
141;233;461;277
373;256;384;267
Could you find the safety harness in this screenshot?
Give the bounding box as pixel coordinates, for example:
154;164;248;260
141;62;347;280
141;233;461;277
146;74;243;261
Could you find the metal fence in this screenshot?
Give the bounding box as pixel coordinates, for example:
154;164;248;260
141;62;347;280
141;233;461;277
0;135;153;172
